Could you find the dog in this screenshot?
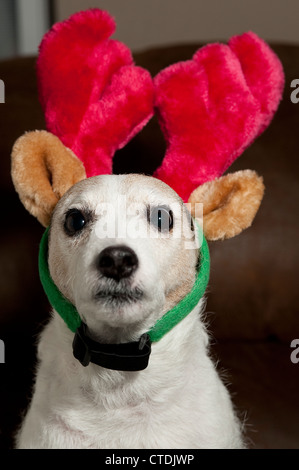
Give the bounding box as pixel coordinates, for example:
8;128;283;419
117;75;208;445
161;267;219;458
14;172;246;449
11;9;284;447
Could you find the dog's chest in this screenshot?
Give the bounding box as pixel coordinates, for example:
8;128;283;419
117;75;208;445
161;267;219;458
54;388;201;449
26;313;243;449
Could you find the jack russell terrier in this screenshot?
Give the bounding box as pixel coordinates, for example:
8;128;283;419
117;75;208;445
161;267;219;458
10;8;283;449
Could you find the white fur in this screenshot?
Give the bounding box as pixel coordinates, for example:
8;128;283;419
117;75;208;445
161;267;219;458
16;175;245;449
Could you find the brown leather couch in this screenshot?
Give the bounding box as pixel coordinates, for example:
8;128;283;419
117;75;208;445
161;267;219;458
0;43;298;449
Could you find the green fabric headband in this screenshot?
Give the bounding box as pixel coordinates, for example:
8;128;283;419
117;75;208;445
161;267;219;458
38;223;210;342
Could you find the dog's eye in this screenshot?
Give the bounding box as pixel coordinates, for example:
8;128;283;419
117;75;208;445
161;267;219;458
64;209;86;235
148;206;174;232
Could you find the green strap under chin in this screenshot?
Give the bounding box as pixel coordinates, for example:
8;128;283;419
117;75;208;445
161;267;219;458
39;227;81;333
38;223;210;342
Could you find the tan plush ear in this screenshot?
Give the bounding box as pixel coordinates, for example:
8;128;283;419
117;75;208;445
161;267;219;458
188;170;265;241
11;130;86;227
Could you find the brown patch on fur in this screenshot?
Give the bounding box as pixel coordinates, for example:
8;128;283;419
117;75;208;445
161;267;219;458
165;275;196;311
163;238;198;312
188;170;265;241
11;130;86;227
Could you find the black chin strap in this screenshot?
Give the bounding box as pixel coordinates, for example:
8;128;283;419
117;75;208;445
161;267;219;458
73;322;151;371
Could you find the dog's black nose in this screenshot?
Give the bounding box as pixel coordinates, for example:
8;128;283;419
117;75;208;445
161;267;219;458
97;245;138;281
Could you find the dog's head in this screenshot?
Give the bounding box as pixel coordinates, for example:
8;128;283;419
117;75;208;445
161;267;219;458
48;173;198;340
12;131;264;342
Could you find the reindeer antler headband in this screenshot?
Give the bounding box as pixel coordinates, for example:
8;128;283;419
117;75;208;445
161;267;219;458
12;8;283;235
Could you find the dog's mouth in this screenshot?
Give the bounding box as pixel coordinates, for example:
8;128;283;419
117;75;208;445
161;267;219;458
95;284;144;306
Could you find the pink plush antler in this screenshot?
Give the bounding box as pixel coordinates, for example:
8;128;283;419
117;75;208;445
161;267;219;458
37;9;154;177
153;32;284;201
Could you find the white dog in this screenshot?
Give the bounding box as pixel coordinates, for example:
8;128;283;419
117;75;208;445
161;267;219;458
15;173;246;449
10;4;283;447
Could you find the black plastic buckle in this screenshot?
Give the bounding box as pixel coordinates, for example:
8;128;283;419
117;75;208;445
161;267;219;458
72;322;152;371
